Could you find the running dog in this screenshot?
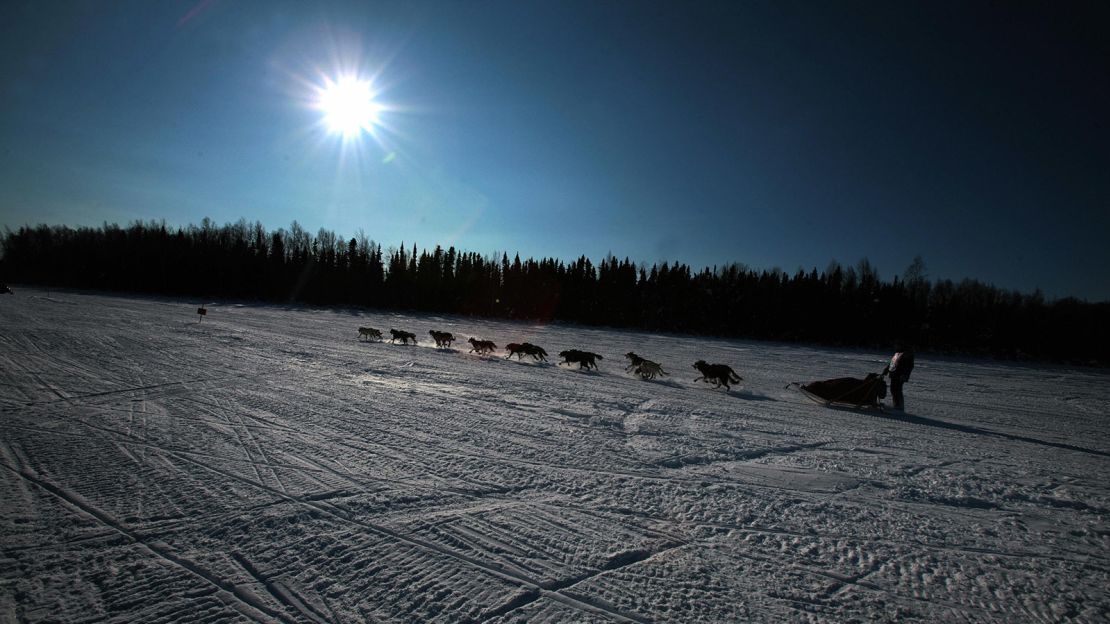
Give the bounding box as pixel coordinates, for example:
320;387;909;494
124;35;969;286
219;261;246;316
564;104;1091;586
559;349;603;370
389;329;417;345
693;360;742;389
429;330;455;348
506;342;547;361
358;327;382;341
624;352;648;372
468;337;497;355
522;343;548;361
636;360;667;380
626;353;667;380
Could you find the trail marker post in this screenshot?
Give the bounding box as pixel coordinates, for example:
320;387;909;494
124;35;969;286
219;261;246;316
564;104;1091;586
197;305;207;323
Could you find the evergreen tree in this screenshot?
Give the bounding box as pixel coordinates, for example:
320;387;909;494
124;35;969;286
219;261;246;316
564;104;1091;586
1;220;1105;363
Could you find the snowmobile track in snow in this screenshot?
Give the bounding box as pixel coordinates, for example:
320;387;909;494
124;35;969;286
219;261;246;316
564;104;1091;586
1;288;1107;623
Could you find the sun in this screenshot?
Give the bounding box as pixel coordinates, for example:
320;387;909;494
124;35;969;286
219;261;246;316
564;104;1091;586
317;76;380;137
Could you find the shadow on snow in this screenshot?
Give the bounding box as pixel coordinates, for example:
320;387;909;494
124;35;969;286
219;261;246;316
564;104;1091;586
871;410;1110;458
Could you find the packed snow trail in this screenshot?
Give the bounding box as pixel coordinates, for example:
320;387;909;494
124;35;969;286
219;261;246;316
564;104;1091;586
1;288;1107;622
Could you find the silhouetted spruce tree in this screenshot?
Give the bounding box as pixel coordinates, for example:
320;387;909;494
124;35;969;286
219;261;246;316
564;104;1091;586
2;219;1107;363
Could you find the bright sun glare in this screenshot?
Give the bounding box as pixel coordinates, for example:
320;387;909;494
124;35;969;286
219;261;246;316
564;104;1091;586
317;76;380;137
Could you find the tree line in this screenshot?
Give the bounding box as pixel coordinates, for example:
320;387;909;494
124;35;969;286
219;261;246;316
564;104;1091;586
2;219;1106;364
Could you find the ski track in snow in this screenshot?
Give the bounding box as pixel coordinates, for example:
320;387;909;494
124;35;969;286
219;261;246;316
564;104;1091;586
1;288;1107;623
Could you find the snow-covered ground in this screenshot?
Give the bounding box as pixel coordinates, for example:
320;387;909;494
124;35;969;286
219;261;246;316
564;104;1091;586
1;287;1107;623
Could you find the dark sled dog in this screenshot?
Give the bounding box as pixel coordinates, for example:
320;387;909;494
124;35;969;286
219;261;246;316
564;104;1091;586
506;342;547;361
389;329;417;345
429;330;455;348
625;352;667;380
693;360;742;389
358;327;383;341
559;349;603;370
523;343;548;361
467;337;497;355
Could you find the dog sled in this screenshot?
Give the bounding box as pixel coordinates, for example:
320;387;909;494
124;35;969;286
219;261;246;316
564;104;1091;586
788;373;887;410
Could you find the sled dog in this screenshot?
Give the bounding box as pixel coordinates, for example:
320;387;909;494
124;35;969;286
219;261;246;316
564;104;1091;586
693;360;742;389
468;337;497;355
559;349;603;370
506;342;547;361
429;330;455;348
389;329;417;345
625;352;667;379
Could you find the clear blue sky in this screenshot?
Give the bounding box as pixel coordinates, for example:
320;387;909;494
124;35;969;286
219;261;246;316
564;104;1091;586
2;1;1107;300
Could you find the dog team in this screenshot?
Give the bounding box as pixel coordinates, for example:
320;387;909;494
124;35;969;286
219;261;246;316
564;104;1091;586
356;325;743;389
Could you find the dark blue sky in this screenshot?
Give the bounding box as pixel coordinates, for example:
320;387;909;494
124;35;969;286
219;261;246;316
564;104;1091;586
2;1;1107;300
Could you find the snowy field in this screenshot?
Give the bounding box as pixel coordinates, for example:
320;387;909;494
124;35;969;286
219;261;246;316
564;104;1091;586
1;287;1107;623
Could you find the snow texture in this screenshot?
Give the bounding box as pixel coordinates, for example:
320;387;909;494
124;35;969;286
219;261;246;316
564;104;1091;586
1;288;1107;622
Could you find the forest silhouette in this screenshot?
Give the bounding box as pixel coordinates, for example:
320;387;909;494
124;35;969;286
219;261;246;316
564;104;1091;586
2;219;1105;364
